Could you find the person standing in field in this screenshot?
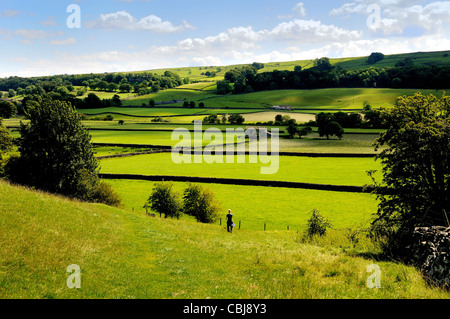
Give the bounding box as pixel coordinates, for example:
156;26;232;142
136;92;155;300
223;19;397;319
226;209;235;233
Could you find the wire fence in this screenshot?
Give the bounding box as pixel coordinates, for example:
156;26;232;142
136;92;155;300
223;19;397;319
141;207;303;233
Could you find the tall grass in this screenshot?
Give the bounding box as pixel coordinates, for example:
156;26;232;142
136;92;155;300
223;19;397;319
0;180;448;299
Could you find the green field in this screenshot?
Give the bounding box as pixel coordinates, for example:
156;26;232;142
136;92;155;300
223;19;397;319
333;50;450;70
202;88;446;110
106;179;378;231
120;87;447;110
1;179;448;299
99;153;381;186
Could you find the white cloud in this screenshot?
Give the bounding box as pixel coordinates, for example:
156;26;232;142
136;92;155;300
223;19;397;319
41;16;58;27
293;2;307;17
5;31;450;78
1;10;20;18
268;19;363;43
330;0;450;34
50;38;77;45
14;29;63;44
86;10;195;33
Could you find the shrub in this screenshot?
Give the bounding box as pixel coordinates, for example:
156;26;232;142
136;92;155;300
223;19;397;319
306;209;332;238
91;181;122;207
183;183;221;224
144;182;181;219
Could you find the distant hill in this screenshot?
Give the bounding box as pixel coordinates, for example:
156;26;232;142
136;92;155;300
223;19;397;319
145;50;450;81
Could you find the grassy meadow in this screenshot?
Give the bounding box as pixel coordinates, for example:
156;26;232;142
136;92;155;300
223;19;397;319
99;153;382;186
1;179;448;299
105;179;378;231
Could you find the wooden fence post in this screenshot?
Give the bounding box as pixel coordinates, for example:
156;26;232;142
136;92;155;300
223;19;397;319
239;221;241;230
264;223;266;231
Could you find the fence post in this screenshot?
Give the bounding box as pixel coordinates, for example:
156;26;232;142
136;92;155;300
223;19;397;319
220;218;222;226
264;223;266;231
287;226;289;231
239;221;241;230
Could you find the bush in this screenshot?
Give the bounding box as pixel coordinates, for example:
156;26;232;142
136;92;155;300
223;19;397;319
144;182;181;219
306;209;332;238
91;181;122;207
183;183;221;223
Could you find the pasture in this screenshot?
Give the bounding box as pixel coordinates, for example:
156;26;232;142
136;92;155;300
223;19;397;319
105;179;378;231
99;153;382;186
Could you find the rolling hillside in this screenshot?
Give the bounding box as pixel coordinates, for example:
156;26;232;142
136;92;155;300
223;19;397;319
0;179;448;299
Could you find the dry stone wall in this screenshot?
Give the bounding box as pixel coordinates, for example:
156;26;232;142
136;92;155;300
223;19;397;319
406;226;450;290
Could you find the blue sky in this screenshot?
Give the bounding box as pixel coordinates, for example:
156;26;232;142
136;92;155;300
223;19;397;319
0;0;449;77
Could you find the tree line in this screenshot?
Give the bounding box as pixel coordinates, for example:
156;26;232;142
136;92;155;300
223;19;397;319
0;70;188;99
220;57;450;95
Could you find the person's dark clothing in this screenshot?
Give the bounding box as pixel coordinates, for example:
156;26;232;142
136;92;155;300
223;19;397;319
226;213;234;233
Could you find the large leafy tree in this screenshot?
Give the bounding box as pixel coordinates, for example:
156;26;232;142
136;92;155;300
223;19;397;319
0;100;17;119
6;97;106;201
369;93;450;255
316;113;344;139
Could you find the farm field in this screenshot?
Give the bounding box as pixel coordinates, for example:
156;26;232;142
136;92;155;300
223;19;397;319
99;153;382;187
88;130;381;154
90;130;238;147
243;111;316;123
105;179;378;230
202;88;447;110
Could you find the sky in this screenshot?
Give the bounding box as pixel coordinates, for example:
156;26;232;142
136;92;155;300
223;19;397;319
0;0;450;77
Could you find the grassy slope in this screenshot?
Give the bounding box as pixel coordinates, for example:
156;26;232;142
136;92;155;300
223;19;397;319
1;179;448;299
121;88;446;110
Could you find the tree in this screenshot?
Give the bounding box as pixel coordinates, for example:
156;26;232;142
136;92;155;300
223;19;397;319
216;80;232;95
228;113;245;125
203;114;219;124
316;113;344;139
119;83;133;93
313;57;333;72
252;62;265;70
8;89;16;98
111;94;122;107
0;118;13;154
144;182;181;219
108;82;119;92
150;84;160;93
363;104;386;128
84;93;102;108
0;101;17;119
149;99;156;107
0;118;14;177
369;93;450;257
287;123;298;139
5;97;120;206
183;184;221;223
367;52;385;65
306;209;332;238
328;121;344;140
